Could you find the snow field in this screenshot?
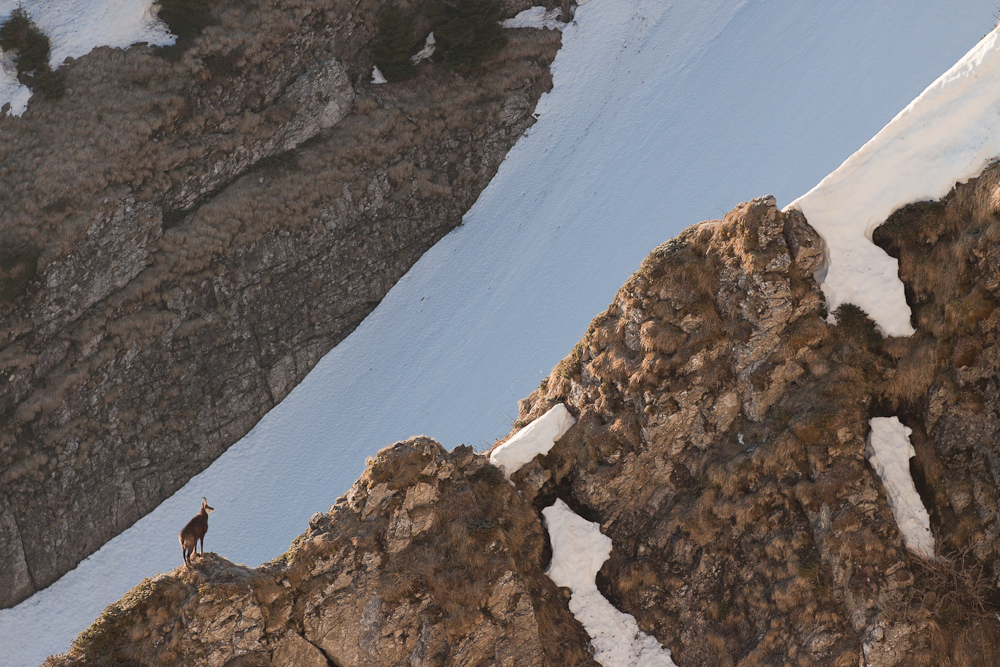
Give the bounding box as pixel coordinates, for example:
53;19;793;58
789;24;1000;337
1;2;996;665
489;403;575;477
0;0;172;116
543;499;677;667
867;417;935;559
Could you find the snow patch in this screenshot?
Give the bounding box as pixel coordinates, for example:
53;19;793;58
0;0;173;116
789;25;1000;337
410;32;435;64
503;6;566;31
371;66;387;84
543;499;677;667
867;417;935;559
489;403;574;477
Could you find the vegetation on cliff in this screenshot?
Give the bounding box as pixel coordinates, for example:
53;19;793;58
0;7;64;98
371;5;419;81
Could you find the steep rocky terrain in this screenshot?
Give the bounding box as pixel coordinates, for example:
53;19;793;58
45;438;597;667
49;164;1000;666
0;0;560;606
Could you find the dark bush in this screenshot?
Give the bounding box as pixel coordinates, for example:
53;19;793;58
34;68;65;98
430;0;506;71
834;303;883;352
156;0;216;60
371;6;418;82
0;7;63;99
466;515;497;533
0;7;49;74
0;244;40;303
470;462;505;487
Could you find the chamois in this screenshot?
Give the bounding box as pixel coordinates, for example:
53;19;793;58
179;497;214;566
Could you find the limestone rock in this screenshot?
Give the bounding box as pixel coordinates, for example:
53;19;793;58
47;437;596;667
271;632;328;667
0;0;561;607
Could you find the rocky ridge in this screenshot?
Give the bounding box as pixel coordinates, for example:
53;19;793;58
46;438;596;667
0;0;560;607
51;164;1000;666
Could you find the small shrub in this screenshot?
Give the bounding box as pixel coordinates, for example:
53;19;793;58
155;0;216;60
470;462;505;487
0;244;39;303
430;0;507;71
466;515;496;533
371;6;417;82
0;8;49;74
0;7;64;99
556;342;583;381
833;303;883;353
34;68;65;98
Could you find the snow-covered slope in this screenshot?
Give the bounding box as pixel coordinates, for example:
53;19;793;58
2;2;996;665
0;0;171;116
791;25;1000;336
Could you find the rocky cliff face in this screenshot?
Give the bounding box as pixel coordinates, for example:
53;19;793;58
45;438;597;667
0;0;560;607
44;170;1000;665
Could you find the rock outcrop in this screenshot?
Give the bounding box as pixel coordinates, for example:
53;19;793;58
46;438;596;667
47;168;1000;665
0;0;560;607
510;181;1000;665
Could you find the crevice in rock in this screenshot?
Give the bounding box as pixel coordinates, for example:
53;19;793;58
298;629;341;667
8;503;38;592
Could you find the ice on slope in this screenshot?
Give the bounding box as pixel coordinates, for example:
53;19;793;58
790;24;1000;337
0;0;172;116
489;403;575;477
544;499;677;667
868;417;935;559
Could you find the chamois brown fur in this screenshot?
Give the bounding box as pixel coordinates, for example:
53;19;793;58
179;498;214;567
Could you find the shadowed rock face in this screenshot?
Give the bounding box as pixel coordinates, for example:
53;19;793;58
0;0;560;607
47;170;1000;666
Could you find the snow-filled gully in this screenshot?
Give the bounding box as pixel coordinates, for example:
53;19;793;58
544;500;677;667
867;417;935;559
494;404;675;666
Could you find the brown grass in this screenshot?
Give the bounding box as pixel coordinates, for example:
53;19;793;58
881;338;936;409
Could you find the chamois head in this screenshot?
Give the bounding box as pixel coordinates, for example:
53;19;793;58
201;497;214;514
